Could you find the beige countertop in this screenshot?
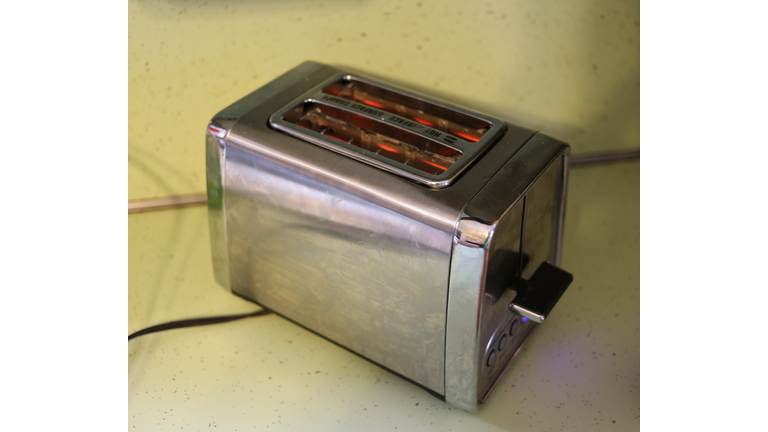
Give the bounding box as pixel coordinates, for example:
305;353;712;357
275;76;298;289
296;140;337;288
128;159;639;431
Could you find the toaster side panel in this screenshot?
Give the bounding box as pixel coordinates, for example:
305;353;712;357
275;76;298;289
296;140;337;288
475;150;568;402
520;153;568;280
445;133;570;411
223;143;452;394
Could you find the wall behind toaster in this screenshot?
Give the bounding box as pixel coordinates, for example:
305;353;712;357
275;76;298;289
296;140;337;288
128;0;639;201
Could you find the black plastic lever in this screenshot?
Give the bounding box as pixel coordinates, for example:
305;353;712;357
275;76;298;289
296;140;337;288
508;262;573;323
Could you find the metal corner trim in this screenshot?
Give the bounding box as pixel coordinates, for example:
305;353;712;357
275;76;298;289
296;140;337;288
444;218;494;412
205;131;231;291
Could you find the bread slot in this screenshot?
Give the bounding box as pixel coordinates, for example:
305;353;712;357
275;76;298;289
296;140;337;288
282;101;462;176
323;77;492;143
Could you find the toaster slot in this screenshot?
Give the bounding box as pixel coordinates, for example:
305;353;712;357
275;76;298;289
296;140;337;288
269;72;507;188
280;101;463;176
322;77;492;143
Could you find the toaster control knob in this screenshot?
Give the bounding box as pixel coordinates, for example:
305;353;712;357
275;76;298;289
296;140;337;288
486;350;496;367
508;262;573;323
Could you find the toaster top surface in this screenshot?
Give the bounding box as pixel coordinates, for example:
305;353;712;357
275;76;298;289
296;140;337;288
213;61;538;234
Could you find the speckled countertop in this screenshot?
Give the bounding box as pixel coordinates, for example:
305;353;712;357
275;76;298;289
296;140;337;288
128;159;639;431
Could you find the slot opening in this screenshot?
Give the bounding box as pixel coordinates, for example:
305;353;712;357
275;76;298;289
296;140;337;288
323;78;492;143
282;101;463;176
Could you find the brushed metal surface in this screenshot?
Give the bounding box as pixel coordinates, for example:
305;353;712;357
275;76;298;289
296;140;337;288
220;109;536;397
225;142;451;392
208;62;469;394
219;112;536;396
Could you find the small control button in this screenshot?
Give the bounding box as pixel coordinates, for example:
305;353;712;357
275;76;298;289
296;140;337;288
486;349;496;367
498;334;507;351
509;319;518;336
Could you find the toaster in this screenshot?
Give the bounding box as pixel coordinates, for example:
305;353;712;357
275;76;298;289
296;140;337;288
205;61;573;412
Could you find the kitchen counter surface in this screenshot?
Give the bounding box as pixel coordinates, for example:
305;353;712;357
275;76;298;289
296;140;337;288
128;159;639;431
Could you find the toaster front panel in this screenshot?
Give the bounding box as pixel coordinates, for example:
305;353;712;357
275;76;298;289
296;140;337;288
223;143;452;394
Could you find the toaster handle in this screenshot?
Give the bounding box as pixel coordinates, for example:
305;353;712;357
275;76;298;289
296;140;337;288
508;262;573;323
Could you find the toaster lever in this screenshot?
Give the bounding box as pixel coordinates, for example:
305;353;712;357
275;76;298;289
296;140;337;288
484;252;531;304
508;262;573;323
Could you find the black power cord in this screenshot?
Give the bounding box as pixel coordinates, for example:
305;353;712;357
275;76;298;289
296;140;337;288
128;309;272;340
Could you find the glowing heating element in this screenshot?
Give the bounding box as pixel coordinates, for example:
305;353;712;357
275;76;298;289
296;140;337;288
269;72;506;188
323;78;492;143
281;102;461;176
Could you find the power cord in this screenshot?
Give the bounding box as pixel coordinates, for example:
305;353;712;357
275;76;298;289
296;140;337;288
128;309;272;340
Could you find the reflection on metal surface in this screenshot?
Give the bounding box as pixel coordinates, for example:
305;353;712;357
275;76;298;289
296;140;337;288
444;237;488;410
521;156;560;279
456;219;492;248
126;149;639;213
223;132;453;394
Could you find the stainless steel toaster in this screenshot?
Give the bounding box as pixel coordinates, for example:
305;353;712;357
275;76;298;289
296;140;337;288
205;61;573;412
